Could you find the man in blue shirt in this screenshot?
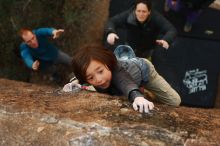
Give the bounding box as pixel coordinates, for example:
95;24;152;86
19;27;72;81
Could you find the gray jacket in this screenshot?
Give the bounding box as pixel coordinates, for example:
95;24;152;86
105;9;177;57
96;57;149;102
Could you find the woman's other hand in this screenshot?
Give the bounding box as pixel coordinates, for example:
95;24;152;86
132;97;154;113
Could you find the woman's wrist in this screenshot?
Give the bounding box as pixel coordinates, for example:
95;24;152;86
128;90;144;102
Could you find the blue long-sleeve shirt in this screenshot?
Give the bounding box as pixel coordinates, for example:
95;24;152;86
20;28;58;69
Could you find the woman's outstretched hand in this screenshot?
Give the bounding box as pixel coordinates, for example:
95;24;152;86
107;33;119;45
63;82;81;92
132;97;154;113
156;39;169;49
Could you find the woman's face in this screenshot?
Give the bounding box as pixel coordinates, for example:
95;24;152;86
86;59;112;89
135;3;151;23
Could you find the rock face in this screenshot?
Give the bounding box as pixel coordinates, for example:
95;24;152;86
0;78;220;146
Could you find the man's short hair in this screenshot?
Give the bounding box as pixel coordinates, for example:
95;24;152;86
18;28;32;37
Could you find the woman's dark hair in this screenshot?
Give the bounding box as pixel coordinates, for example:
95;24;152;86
72;43;117;84
135;0;152;11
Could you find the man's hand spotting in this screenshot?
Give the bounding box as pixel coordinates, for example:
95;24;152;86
53;29;64;39
32;60;40;71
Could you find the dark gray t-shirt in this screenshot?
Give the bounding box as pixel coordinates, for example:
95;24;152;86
118;57;149;85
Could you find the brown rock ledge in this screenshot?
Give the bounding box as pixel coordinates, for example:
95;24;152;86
0;78;219;146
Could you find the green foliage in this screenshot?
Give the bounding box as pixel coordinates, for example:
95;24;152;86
0;0;107;82
0;0;66;81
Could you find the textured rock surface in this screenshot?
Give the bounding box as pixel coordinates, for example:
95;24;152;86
0;78;220;146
